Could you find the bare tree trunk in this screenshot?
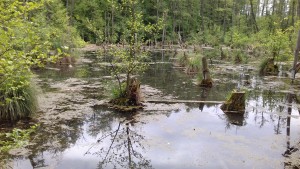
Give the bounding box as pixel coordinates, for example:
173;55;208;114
126;125;133;169
162;12;166;49
105;11;108;44
261;0;266;16
230;0;235;42
266;0;269;15
111;9;114;43
272;0;276;14
200;0;205;43
298;0;300;17
200;57;213;87
291;0;296;26
292;30;300;81
222;0;227;43
257;0;261;17
250;0;259;32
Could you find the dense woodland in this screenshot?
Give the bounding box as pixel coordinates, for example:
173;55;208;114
69;0;300;47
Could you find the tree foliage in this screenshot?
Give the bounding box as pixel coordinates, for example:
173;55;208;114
0;0;83;122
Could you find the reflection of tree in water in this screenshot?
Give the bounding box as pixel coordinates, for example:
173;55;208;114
26;118;84;168
85;111;153;169
87;109;116;137
217;111;247;130
248;89;288;128
283;93;300;157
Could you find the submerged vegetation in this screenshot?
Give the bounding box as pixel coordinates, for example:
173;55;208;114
0;124;39;153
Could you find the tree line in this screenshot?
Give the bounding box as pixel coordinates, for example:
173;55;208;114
65;0;300;48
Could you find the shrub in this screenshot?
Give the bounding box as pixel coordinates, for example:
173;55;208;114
186;54;202;74
0;124;39;153
0;79;37;122
177;52;189;67
232;50;248;64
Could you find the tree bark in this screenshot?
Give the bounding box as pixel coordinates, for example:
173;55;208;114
298;0;300;17
200;0;205;33
200;57;213;87
221;91;245;113
292;30;300;80
250;0;259;33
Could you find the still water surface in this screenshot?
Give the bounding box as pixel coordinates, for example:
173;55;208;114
11;52;300;169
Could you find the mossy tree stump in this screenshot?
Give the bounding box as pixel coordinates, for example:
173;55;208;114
127;78;143;106
221;91;245;113
109;78;144;112
200;57;213;87
244;74;251;85
259;58;279;75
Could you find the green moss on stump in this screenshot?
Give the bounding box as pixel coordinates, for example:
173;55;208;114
109;78;144;112
221;91;245;113
259;58;279;76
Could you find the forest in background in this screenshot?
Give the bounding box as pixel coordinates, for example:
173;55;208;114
67;0;300;50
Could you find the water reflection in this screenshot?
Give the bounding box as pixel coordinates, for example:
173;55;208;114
283;93;299;157
86;111;153;169
224;113;246;126
24;118;84;168
4;51;300;168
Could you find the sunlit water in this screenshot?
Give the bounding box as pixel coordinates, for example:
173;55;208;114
8;51;300;169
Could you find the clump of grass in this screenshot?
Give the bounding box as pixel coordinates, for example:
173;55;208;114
186;54;202;74
259;58;270;75
203;48;220;59
111;82;126;99
258;57;278;75
0;124;39;153
177;51;189;67
232;49;248;64
0;81;37;122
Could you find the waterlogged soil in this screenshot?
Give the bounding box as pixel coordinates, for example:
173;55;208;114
2;51;300;169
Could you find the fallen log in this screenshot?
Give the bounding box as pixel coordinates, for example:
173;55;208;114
145;99;223;104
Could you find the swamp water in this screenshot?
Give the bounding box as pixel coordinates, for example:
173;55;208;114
4;52;300;169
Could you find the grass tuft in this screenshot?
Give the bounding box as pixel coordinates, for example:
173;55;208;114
0;81;37;122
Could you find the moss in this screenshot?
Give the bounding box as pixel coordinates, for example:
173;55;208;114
221;91;245;113
259;58;279;75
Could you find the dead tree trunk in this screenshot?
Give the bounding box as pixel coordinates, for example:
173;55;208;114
127;78;143;106
221;91;245;113
200;57;213;87
292;30;300;81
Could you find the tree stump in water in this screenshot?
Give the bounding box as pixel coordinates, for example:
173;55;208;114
221;91;245;113
109;78;144;112
127;78;143;106
200;57;213;87
259;58;279;75
244;74;251;85
220;48;226;60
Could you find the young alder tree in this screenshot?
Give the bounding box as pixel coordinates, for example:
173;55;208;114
108;0;161;105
